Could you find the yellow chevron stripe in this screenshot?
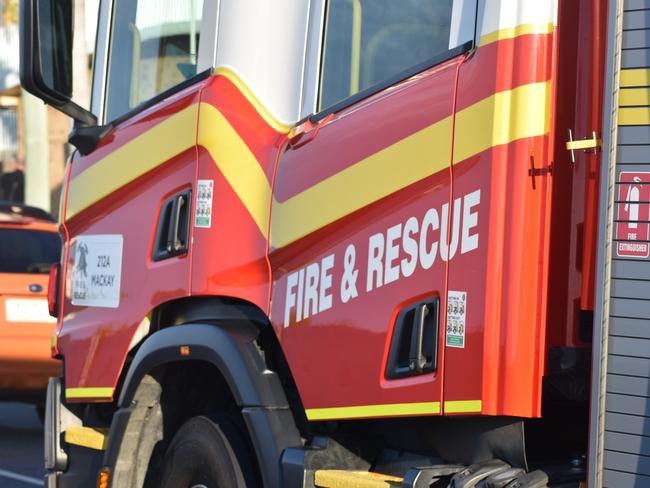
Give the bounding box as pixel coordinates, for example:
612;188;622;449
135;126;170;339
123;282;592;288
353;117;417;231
65;387;114;399
453;81;550;164
271;116;452;247
306;401;440;421
478;23;554;47
198;103;272;236
621;68;650;88
620;87;650;107
213;67;292;134
271;81;550;248
66;105;198;220
444;400;482;413
66;81;549;248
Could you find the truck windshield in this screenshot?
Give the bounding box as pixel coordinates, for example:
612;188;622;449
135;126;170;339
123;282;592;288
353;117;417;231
104;0;204;122
0;229;61;274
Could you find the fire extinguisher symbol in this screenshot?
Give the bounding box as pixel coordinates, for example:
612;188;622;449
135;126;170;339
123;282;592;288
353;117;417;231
617;172;650;259
624;176;642;230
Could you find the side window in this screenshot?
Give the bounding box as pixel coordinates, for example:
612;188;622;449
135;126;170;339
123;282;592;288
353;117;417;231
104;0;204;122
319;0;469;110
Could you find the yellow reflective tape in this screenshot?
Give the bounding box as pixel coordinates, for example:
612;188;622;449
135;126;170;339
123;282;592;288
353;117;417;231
272;81;550;248
444;400;482;414
65;387;114;399
66;105;198;219
620;88;650;107
621;68;650;88
619;107;650;126
453;81;550;164
64;426;108;451
314;470;403;488
213;67;291;134
198;103;272;237
66;82;550;249
478;23;554;47
305;402;440;421
271;117;453;248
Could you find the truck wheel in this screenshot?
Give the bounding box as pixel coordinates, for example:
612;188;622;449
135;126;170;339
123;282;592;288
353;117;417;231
158;415;259;488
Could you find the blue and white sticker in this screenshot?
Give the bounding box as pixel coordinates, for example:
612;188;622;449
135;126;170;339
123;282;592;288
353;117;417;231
71;235;123;308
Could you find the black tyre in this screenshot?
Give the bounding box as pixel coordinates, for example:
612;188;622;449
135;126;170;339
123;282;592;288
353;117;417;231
158;415;260;488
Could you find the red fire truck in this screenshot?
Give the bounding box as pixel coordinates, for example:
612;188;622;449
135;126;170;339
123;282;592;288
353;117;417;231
19;0;648;486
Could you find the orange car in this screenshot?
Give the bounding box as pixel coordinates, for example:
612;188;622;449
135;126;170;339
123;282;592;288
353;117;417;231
0;202;61;405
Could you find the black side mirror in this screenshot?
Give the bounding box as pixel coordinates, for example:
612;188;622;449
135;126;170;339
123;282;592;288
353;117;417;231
19;0;96;127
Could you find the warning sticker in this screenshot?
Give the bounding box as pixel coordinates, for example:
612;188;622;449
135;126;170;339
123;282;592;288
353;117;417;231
71;235;123;308
195;179;214;228
446;290;466;348
616;172;650;258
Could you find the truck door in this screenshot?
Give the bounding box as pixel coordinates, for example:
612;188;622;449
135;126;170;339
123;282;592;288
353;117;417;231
58;0;209;402
269;0;475;421
444;1;557;417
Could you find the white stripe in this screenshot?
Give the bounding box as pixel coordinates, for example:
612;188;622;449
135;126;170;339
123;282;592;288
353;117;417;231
0;468;43;486
477;0;557;37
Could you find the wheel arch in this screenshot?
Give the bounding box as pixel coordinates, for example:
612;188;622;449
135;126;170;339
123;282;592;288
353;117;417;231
105;296;304;488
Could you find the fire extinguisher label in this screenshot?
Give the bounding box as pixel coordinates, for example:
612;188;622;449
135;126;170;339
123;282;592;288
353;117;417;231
616;172;650;259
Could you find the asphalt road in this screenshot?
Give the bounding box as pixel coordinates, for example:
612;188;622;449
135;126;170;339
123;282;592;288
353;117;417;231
0;402;44;487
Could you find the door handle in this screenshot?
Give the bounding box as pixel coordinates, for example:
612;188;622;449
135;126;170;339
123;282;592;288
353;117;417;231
288;113;334;149
153;190;192;261
167;194;187;254
385;297;440;379
409;303;430;373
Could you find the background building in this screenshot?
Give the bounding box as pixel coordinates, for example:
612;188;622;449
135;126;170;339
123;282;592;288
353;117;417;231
0;0;98;217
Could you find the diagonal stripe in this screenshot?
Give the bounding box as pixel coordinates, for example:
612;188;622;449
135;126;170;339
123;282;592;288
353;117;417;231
0;468;42;487
478;23;554;47
65;81;550;250
271;81;551;248
270;117;453;248
453;81;550;164
66;105;198;219
198;104;272;236
213;67;292;133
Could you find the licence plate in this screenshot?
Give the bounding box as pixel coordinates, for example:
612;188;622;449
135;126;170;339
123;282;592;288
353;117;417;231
5;298;56;323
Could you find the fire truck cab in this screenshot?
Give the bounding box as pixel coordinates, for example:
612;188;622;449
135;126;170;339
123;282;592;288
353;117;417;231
18;0;646;486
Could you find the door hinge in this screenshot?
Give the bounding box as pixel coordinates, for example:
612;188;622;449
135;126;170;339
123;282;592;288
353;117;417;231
566;129;601;163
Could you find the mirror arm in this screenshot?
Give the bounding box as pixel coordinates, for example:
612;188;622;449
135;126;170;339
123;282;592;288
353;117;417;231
53;100;98;128
68;123;113;156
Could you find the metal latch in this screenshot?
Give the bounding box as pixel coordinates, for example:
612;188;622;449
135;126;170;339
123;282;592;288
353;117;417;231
566;129;601;163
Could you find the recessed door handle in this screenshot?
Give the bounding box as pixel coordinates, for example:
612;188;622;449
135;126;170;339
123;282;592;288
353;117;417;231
167;194;187;254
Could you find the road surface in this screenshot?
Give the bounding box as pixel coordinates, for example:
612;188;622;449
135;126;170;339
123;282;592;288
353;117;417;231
0;402;45;487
